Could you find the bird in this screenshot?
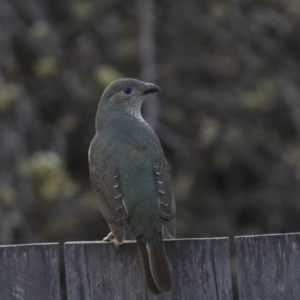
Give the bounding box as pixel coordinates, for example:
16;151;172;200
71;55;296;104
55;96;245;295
88;78;176;295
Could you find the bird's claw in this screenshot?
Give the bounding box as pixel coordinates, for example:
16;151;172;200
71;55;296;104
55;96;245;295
103;232;120;250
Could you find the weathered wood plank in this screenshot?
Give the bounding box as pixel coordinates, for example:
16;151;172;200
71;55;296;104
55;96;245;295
64;238;233;300
236;233;300;300
0;243;61;300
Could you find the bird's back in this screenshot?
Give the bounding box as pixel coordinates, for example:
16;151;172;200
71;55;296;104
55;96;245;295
93;113;164;244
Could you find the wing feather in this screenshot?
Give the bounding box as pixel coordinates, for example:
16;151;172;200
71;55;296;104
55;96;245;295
153;157;176;238
89;141;128;243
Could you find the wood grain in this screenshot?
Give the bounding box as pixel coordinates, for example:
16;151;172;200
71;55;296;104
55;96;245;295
236;233;300;300
0;243;61;300
64;238;233;300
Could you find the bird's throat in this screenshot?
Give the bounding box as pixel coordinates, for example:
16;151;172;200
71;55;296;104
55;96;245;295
129;101;145;123
115;96;146;123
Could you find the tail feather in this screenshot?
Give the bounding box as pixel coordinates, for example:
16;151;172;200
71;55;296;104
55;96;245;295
137;241;161;295
148;241;172;293
137;239;172;294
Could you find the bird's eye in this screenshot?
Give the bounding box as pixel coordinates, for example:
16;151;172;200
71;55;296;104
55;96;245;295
123;87;132;95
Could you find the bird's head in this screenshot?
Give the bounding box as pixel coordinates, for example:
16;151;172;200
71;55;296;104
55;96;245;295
98;78;160;122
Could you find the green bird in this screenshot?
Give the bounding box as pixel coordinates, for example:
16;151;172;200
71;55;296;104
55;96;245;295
88;78;176;294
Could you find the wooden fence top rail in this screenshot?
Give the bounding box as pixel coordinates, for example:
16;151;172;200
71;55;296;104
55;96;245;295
0;242;59;248
1;234;300;300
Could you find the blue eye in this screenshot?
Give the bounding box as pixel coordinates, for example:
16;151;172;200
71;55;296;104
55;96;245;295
123;87;132;95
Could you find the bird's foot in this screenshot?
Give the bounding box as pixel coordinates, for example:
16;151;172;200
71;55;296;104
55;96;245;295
103;232;120;249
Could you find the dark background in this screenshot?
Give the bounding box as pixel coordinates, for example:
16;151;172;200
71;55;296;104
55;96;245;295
1;0;300;251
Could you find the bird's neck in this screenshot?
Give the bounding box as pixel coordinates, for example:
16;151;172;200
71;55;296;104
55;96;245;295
96;98;147;131
110;95;146;123
126;100;145;123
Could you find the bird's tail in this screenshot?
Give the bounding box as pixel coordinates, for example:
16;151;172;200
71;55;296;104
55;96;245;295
137;239;172;294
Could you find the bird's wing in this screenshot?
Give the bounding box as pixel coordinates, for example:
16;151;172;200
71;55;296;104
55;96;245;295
153;157;176;238
89;142;128;243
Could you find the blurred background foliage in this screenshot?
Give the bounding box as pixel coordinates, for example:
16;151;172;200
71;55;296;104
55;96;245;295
1;0;300;248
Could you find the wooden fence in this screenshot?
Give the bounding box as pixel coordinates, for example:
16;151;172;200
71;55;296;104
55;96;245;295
1;233;300;299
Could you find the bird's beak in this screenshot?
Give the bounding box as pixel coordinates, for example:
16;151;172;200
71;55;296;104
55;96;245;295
142;83;161;95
